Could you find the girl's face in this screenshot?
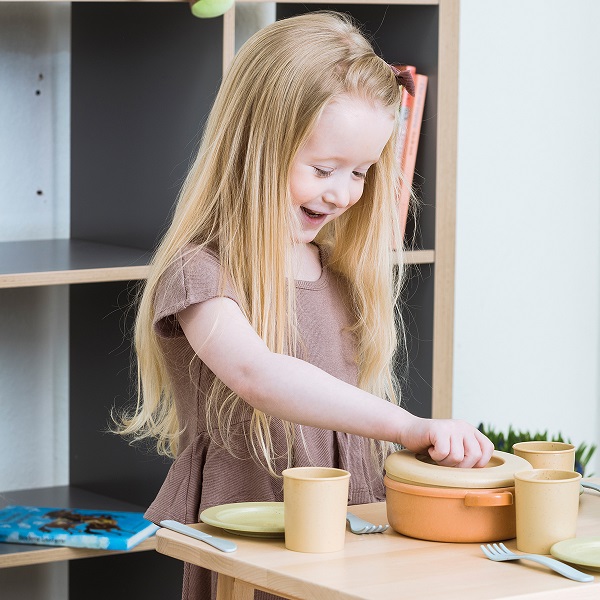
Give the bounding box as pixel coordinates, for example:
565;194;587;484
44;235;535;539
289;94;396;244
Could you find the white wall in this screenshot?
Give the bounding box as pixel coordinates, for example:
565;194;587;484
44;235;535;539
0;2;70;241
453;0;600;474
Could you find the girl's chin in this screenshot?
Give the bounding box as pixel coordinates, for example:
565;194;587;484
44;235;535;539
293;232;318;245
292;217;325;244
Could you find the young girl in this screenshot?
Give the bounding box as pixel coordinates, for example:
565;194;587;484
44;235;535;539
118;11;493;599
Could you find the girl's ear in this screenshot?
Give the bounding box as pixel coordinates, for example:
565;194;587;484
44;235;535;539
189;0;234;19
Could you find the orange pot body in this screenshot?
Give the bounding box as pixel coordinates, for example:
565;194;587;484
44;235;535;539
384;475;516;543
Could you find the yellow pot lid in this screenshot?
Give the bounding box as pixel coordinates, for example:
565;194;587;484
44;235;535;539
384;450;532;489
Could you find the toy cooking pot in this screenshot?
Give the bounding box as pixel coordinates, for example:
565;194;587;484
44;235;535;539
384;450;532;543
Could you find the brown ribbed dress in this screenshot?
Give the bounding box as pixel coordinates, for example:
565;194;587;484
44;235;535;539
144;245;385;600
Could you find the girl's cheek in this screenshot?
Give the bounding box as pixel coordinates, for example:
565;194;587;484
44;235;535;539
351;185;365;205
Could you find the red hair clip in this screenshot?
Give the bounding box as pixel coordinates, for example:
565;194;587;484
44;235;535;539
390;64;415;97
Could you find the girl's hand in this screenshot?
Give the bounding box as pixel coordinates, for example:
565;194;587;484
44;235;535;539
400;416;494;468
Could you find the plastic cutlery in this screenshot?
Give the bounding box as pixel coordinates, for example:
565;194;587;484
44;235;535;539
480;542;593;582
582;480;600;494
160;520;237;552
346;512;388;534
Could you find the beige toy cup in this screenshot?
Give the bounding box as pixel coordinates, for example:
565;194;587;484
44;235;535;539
512;441;575;471
282;467;350;553
514;469;581;554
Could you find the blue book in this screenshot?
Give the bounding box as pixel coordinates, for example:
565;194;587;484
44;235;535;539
0;505;158;551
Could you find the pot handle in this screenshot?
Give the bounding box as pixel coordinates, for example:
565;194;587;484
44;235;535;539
464;491;513;507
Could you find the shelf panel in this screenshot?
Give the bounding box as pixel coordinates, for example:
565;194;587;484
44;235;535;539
0;240;150;288
0;486;156;569
0;535;156;570
0;240;431;289
403;249;434;265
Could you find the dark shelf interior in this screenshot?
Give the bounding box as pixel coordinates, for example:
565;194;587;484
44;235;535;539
71;2;224;252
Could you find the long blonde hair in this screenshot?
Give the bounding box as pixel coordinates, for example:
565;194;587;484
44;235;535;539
117;11;407;472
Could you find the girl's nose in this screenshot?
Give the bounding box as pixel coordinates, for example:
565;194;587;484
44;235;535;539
324;185;351;209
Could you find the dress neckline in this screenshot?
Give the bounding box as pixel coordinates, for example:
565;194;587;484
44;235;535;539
295;244;329;290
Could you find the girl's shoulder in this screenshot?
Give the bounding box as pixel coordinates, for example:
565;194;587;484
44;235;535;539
153;243;227;334
161;242;224;293
176;241;220;267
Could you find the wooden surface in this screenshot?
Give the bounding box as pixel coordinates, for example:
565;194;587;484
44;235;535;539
0;240;433;289
400;249;435;265
0;239;150;287
156;483;600;600
431;0;459;419
0;536;156;569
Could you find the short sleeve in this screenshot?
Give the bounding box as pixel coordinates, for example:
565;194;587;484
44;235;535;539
153;245;236;338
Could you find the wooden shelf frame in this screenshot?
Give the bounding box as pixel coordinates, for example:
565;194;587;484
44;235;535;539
0;239;433;288
0;0;459;585
1;3;451;292
0;536;156;570
0;240;151;288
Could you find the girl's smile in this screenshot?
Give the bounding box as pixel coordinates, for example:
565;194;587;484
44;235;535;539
289;94;396;244
300;206;331;225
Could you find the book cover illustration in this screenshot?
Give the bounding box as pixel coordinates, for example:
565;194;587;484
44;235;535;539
0;505;159;551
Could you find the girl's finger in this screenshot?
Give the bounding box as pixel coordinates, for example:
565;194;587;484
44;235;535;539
472;429;495;467
430;434;465;467
456;434;484;468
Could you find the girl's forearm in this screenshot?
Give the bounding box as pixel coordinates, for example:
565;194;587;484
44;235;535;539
237;350;417;444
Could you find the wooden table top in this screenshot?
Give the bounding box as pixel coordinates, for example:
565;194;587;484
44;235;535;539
156;481;600;600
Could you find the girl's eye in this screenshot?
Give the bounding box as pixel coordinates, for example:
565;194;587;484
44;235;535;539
313;166;332;178
353;171;367;180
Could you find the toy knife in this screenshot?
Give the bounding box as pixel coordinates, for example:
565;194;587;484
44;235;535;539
581;480;600;494
160;519;237;552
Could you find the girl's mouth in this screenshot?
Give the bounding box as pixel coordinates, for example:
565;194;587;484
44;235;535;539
301;207;327;221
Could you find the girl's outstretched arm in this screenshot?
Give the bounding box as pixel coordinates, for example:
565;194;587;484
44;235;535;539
178;297;493;468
